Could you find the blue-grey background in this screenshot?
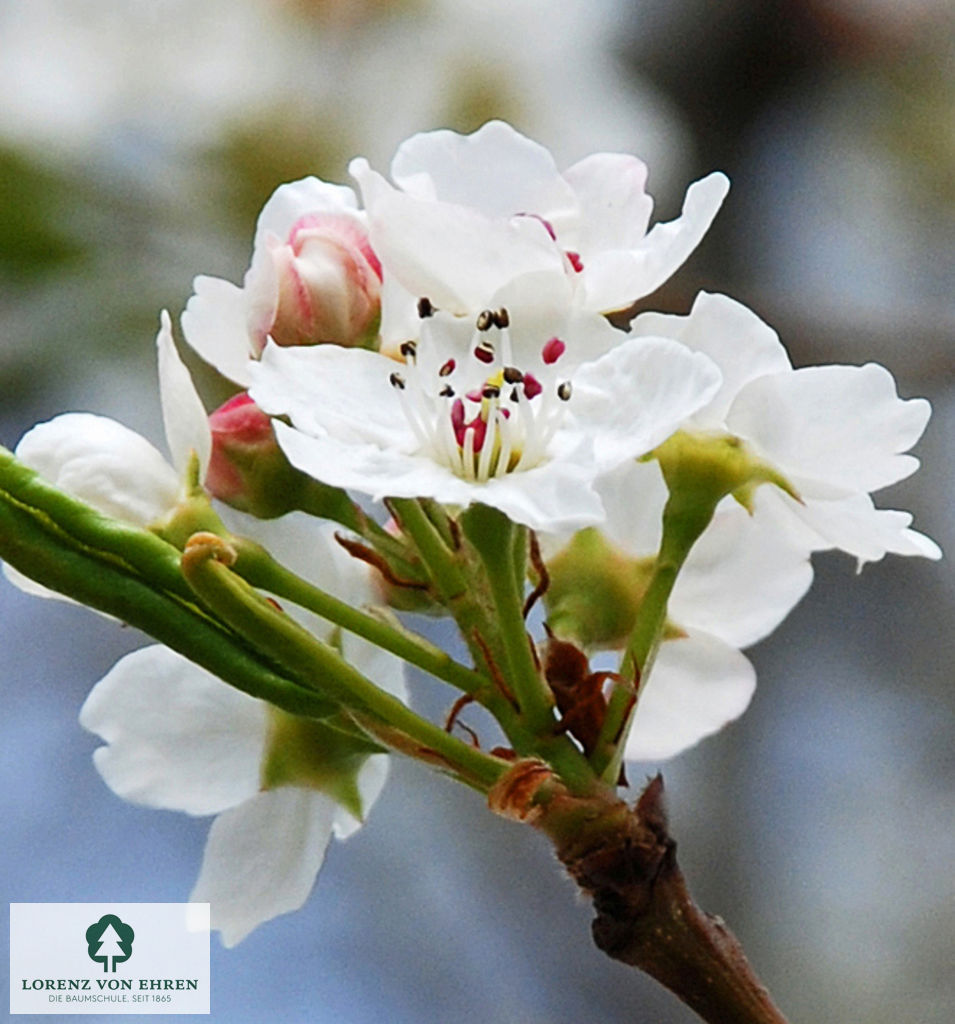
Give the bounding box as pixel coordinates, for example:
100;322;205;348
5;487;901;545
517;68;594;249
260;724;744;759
1;2;953;1022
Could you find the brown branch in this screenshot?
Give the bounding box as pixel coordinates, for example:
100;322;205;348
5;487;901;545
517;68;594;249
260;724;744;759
489;763;790;1024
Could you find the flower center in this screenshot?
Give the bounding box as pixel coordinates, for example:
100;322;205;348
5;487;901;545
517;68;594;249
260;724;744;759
390;305;573;483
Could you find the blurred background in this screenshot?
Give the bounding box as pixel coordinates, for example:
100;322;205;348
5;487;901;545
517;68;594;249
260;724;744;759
1;1;952;1021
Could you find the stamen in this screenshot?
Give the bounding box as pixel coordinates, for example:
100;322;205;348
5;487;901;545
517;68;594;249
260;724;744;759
476;309;495;332
474;340;495;364
541;337;566;365
439;385;454;398
400;340;417;360
417;296;435;318
523;374;543;399
439;358;456;377
492;307;510;329
503;366;524;384
557;381;572;401
389;372;406;389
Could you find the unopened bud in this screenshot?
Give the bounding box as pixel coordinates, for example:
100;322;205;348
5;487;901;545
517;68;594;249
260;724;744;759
205;393;307;517
251;213;382;353
544;528;654;650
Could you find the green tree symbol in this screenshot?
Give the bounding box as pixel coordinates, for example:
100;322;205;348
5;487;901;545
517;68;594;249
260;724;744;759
85;914;134;972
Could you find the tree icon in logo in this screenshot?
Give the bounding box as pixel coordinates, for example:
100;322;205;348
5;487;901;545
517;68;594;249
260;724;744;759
86;914;135;972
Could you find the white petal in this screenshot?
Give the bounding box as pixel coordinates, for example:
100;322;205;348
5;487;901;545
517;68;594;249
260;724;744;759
760;488;942;565
157;310;211;480
180;275;255;386
630;292;792;428
568;337;722;471
671;500;813;648
590;459;668;556
15;413;180;526
579;172;730;312
389;120;578;219
271;419;460;501
562;151;653;250
727;363;931;494
353;171;564;314
191;788;337;947
625;631;755;762
253;176;359;249
249;343;413;450
80;646;267;815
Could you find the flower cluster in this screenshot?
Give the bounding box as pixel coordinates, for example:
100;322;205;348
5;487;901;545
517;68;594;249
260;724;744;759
3;120;939;946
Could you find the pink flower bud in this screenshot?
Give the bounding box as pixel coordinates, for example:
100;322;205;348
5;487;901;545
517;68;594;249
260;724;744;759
206;393;280;512
252;213;382;353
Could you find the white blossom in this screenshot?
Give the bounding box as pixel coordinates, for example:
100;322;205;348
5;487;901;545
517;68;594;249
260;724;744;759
349;120;729;347
249;306;722;533
631;291;941;565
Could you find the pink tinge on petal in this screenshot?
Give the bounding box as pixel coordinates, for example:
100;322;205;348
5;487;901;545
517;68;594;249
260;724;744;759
541;337;566;365
515;212;558;241
288;213;382;280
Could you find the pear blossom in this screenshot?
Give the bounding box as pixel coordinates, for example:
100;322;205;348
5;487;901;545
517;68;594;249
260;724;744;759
80;628;405;946
349;120;729;348
181;177;382;386
548;459;814;761
630;291;941;565
248;305;723;533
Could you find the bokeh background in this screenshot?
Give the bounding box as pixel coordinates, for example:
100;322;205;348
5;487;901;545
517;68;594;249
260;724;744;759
1;1;953;1022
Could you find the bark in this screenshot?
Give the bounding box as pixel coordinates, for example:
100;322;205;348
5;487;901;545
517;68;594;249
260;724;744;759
489;764;791;1024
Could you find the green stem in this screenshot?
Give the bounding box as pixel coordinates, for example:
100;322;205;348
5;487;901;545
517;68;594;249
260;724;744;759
231;536;488;697
0;457;334;719
388;497;468;601
181;534;508;792
592;489;718;783
462;504;555;733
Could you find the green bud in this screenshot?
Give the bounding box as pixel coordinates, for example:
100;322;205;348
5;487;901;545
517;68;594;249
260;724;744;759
544;528;656;650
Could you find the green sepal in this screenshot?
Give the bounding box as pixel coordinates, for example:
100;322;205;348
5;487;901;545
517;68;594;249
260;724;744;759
261;708;386;821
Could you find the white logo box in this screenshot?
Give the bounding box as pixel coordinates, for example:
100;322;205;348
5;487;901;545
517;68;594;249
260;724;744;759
10;903;210;1015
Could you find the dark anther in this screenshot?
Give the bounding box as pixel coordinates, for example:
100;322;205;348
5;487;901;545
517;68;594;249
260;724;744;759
389;372;406;389
417;296;435;318
399;340;417;359
476;309;495;332
509;387;520;402
503;366;524;384
557;381;572;401
439;385;455;398
439;358;456;377
482;385;501;400
492;307;510;329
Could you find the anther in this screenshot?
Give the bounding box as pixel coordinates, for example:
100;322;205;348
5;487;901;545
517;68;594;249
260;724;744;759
503;366;524;384
476;309;495;332
492;307;510;329
399;340;417;359
482;385;501;400
417;297;435;318
389;372;406;389
439;385;455;398
474;340;495;364
557;381;572;401
541;337;566;365
439;358;456;377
